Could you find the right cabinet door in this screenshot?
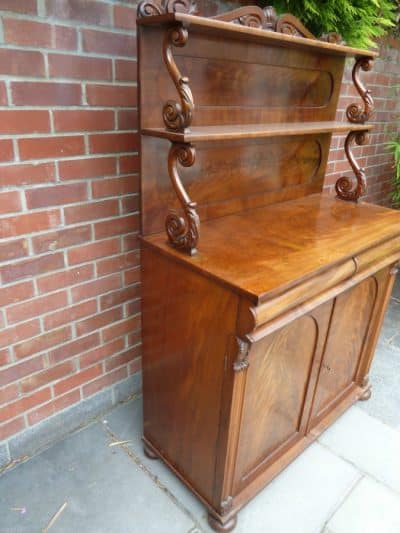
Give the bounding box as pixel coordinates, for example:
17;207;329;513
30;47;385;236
309;268;389;427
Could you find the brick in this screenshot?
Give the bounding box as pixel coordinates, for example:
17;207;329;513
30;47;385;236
44;299;97;330
64;199;119;224
128;356;141;376
83;29;136;56
113;5;136;30
95;215;139;238
97;252;139;277
0;320;40;351
115;59;137;82
32;225;91;254
102;315;141;342
0;209;60;239
90;132;138;154
80;337;124;368
54;364;103;396
26;183;87;209
119;156;140;175
122;233;140;252
54;109;114;133
0;49;44;77
83;366;127;398
125;300;140;317
46;0;111;26
14;327;71;360
0;348;10;367
71;273;121;303
3;18;76;50
28;389;80;425
0;417;25;440
7;291;68;325
121;195;140;214
0;110;50;134
93;176;139;198
117;109;138;130
49;332;100;364
21;360;74;393
0;281;34;307
0;191;21;214
68;238;120;265
58;156;116;180
37;264;94;294
0;0;37;14
0;355;44;387
0;388;52;424
1;252;64;284
124;267;141;286
86;84;137;107
100;286;140;310
105;345;141;372
127;330;141;348
49;54;112;81
0;81;7;105
12;82;81;106
0;139;13;162
76;307;123;337
0;383;19;406
0;162;55;188
19;136;84;160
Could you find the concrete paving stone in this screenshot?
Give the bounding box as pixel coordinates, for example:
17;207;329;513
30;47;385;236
0;422;195;533
380;299;400;349
0;442;10;470
104;397;206;526
318;406;400;494
360;341;400;429
327;476;400;533
391;275;400;302
113;373;142;404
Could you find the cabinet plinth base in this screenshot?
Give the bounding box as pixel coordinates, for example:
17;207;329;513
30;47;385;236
208;512;237;532
143;442;158;460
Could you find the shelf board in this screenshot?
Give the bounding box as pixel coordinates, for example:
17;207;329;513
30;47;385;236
142;122;373;143
137;13;378;59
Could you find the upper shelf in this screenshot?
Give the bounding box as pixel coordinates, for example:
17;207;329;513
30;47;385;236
142;122;373;143
137;12;379;59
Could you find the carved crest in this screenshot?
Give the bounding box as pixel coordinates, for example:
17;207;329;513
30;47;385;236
137;0;197;18
233;337;250;372
335;130;369;202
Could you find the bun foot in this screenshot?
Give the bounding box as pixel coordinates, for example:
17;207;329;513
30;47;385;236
208;512;237;532
143;442;158;460
359;386;372;401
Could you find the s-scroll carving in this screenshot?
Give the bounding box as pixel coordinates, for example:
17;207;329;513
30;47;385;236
166;143;199;255
162;25;194;131
233;337;250;372
347;56;374;124
335;130;369;202
137;0;197;18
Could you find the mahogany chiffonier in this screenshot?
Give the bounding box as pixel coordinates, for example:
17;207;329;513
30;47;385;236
136;3;400;530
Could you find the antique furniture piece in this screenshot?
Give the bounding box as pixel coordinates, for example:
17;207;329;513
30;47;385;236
137;3;400;530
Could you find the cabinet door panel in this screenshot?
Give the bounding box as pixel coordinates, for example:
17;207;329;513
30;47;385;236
310;276;377;422
234;315;318;488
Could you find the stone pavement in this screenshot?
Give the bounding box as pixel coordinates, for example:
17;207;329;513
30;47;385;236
0;277;399;533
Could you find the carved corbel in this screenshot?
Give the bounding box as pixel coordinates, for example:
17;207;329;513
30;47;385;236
335;130;369;202
162;25;194;131
137;0;197;18
233;337;250;372
166;143;199;255
347;56;374;124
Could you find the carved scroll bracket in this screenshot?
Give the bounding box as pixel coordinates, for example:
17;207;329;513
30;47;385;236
162;24;194;131
347;56;374;124
166;143;199;255
137;0;197;18
233;337;250;372
335;130;369;202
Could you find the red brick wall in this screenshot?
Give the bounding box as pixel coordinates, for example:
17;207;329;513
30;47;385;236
0;0;399;444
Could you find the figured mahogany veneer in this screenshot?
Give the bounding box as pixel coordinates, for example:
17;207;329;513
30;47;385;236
137;4;400;530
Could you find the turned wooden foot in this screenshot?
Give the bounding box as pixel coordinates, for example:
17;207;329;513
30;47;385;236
208;512;237;532
143;442;158;460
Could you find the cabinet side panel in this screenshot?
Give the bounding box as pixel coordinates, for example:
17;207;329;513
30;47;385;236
141;246;239;503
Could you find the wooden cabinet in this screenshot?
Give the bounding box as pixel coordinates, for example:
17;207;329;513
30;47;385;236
137;3;400;530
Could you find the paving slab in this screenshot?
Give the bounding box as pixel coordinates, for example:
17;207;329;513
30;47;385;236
318;406;400;494
0;421;195;533
391;275;400;302
380;298;400;349
327;476;400;533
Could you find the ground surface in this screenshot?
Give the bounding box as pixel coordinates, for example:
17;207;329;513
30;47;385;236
0;277;399;533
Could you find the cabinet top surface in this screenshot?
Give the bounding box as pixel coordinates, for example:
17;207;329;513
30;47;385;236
142;194;400;303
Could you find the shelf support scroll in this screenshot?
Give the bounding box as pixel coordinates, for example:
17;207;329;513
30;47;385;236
162;25;194;131
166;143;199;255
335;130;369;202
347;56;374;124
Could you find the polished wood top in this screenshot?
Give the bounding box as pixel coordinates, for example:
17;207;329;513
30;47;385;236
142;194;400;303
137;12;379;59
142;122;373;143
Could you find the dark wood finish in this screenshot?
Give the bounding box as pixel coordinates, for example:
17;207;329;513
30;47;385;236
137;5;400;530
